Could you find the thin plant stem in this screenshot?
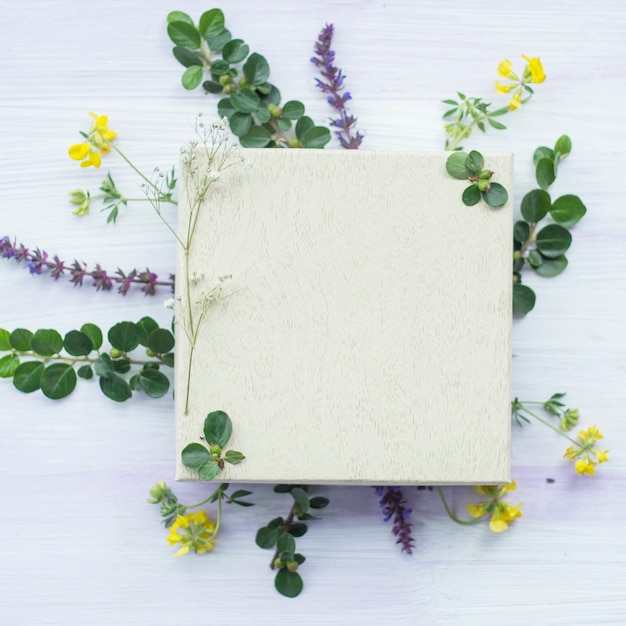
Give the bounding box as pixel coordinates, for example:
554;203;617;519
437;487;485;526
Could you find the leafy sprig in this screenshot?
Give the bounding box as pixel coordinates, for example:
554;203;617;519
0;318;174;401
167;9;331;149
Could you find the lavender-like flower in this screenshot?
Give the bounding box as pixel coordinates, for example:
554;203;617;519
1;236;174;296
311;24;363;150
373;486;415;554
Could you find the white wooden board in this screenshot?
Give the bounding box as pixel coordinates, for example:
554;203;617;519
175;149;512;484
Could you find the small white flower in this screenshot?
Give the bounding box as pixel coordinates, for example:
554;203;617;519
163;298;177;310
207;169;221;182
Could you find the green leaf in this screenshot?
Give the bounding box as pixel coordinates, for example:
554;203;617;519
199;8;225;39
112;358;131;374
254;107;271;124
550;195;587;227
512;284;536;315
182;66;204;90
138;368;170;398
294;554;306;565
204;410;233;447
267;516;285;528
462;184;481;206
282;100;305;120
80;323;102;350
172;46;202;68
210;60;230;75
520;189;551;222
487;118;506;130
181;443;211;468
276;117;292;131
442;99;458;105
230;489;253;499
99;374;132;402
198;460;221;481
256;525;279;549
277;532;296;554
148;328;175;354
302;126;331;149
295;116;314;140
224;450;245;465
41;363;77;400
535;224;572;258
217;97;237;119
513;221;530;243
445;152;471;179
10;328;33;352
167;22;201;49
206;28;231;52
63;330;93;356
288;523;308;537
290;487;309;514
31;329;63;357
108;322;140;352
77;365;93;380
533;146;554;166
0;354;19;378
134;317;158;348
13;361;44;393
309;496;329;509
204;80;223;94
0;328;11;351
554;135;572;160
94;353;114;378
222;38;249;63
533;254;568;277
243;53;270;86
273;484;293;493
230;89;260;113
465;150;484;174
240;125;272;148
275;569;303;598
483;182;508;208
527;250;543;268
536;158;556;190
162;353;175;368
167;11;193;25
258;83;281;106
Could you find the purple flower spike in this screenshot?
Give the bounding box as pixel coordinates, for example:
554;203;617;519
374;486;415;554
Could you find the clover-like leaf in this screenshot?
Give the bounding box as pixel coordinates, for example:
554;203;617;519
41;363;77;400
224;449;245;465
445;152;471;179
181;442;211;468
203;410;233;447
275;569;304;598
482;182;508;208
513;284;536;315
198;460;221;481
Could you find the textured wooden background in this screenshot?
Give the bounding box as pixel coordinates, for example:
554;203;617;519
1;0;625;623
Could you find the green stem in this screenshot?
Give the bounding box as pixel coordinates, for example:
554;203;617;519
516;405;580;446
185;484;228;510
4;350;168;367
437;487;486;526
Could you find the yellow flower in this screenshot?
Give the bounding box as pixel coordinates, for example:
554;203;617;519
495;55;546;110
497;59;516;79
596;450;609;463
522;55;546;83
167;510;216;556
575;458;596;476
495;81;514;94
467;481;523;533
68;112;116;168
508;90;522;111
563;424;608;475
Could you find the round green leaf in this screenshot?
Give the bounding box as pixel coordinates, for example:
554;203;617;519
462;184;481;206
13;361;44;393
99;374;132;402
290;487;309;514
94;353;114;378
512;284;536;316
554;135;572;159
277;532;296;554
136;317;159;347
10;328;33;352
282;100;305;120
199;8;225;39
63;330;93;356
527;250;543;268
167;22;201;49
276;117;292;131
217;97;236;119
273;484;293;493
162;352;175;368
41;363;77;400
172;46;202;68
309;496;329;509
138;368;170;398
210;60;230;76
204;410;233;447
222;39;249;63
77;365;93;380
147;328;175;354
258;83;281;106
108;322;140;352
231;89;260;113
275;569;303;598
0;354;19;378
535;224;572;258
520;189;551;222
224;449;245;465
445;152;471;179
198;461;221;481
182;65;203;90
533;254;568;277
113;358;131;374
483;182;508;208
181;442;211;468
167;11;193;25
254;107;271;124
535;158;555;190
203;80;223;94
81;324;103;350
29;329;63;357
243;53;270;86
206;28;231;52
288;523;308;537
533;146;553;166
550;194;587;227
465;150;484;174
513;221;530;243
302;126;331;149
0;328;11;351
295;116;314;140
256;526;279;549
240;125;272;148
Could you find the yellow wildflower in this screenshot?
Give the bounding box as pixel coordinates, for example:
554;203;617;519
575;458;596;476
68;112;116;168
563;424;609;475
522;55;546;83
466;481;523;533
167;510;216;556
495;54;546;110
508;90;522;111
497;59;516;79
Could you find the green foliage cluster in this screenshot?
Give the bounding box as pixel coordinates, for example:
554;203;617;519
0;318;174;401
256;484;329;598
166;9;331;149
181;411;246;481
513;136;586;315
445;150;509;208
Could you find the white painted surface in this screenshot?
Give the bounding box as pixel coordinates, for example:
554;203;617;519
1;0;625;623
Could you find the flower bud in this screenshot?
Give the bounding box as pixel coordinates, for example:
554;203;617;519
218;74;231;86
477;179;491;192
223;84;234;95
239;77;249;89
209;444;222;456
145;348;157;357
286;560;299;572
288;138;301;148
273;558;284;569
560;408;579;431
268;104;283;118
479;169;493;180
110;347;123;358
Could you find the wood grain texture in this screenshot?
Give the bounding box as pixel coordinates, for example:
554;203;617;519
1;0;625;623
175;150;512;483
